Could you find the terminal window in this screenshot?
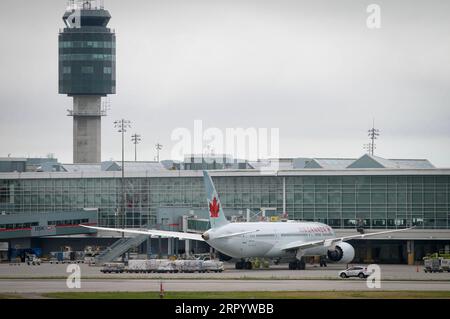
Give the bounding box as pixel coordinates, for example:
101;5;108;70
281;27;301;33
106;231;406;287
0;186;9;203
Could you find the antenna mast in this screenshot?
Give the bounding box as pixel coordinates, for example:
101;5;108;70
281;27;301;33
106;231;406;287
365;119;380;155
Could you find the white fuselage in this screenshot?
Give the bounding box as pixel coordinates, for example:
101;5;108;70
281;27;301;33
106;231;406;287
205;221;336;259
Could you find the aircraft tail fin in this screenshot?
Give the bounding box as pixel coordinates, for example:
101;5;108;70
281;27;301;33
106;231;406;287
203;171;229;228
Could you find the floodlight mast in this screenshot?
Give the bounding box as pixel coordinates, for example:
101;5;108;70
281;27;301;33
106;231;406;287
114;119;131;237
155;143;163;162
131;134;142;162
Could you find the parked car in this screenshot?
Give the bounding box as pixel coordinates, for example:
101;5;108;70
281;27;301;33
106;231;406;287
202;260;224;273
339;266;372;279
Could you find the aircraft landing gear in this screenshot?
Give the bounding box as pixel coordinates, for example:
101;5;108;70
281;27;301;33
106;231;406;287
235;259;253;270
319;256;327;267
288;258;306;270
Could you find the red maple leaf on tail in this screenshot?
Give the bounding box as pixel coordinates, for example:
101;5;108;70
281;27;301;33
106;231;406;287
209;197;220;218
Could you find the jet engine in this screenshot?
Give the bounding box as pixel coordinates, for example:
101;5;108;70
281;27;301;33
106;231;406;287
327;242;355;263
201;231;210;240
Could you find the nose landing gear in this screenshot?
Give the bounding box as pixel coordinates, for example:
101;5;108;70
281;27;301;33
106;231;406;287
235;260;253;269
235;259;253;269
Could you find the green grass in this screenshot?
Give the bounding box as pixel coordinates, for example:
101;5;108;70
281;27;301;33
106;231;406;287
43;291;450;299
0;294;24;299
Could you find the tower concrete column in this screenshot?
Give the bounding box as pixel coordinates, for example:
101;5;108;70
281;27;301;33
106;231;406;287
72;96;102;163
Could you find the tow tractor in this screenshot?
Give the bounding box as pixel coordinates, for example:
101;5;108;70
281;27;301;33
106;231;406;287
26;254;41;266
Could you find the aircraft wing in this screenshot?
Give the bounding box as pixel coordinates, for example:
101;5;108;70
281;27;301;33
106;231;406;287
281;227;415;251
80;225;205;241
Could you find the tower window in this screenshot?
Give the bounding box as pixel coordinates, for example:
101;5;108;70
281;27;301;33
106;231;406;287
63;66;71;74
104;67;112;74
81;66;94;74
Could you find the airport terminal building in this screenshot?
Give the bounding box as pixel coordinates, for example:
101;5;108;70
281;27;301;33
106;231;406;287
0;154;449;264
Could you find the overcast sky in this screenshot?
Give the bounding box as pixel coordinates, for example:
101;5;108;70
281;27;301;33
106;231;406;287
0;0;449;166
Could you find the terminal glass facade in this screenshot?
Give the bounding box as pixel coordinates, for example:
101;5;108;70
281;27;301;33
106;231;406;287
0;174;449;230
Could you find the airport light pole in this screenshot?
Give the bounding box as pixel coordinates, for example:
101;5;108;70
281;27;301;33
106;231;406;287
131;134;141;162
155;143;163;162
114;119;131;237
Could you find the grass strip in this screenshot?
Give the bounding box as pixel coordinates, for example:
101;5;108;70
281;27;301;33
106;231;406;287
43;290;450;299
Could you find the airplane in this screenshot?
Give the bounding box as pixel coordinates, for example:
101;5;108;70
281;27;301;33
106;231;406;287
82;171;414;270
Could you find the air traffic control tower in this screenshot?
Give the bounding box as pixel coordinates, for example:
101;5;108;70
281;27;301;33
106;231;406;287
59;1;116;163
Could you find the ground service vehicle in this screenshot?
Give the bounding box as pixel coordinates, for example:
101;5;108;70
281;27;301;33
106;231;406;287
156;260;177;273
441;259;450;272
26;254;41;266
101;263;125;273
124;259;224;273
127;259;148;273
175;260;204;273
424;258;443;273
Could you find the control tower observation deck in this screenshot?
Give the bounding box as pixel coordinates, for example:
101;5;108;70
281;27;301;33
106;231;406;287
58;1;116;163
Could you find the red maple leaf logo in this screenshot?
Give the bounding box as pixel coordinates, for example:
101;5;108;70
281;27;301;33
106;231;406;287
209;197;220;218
